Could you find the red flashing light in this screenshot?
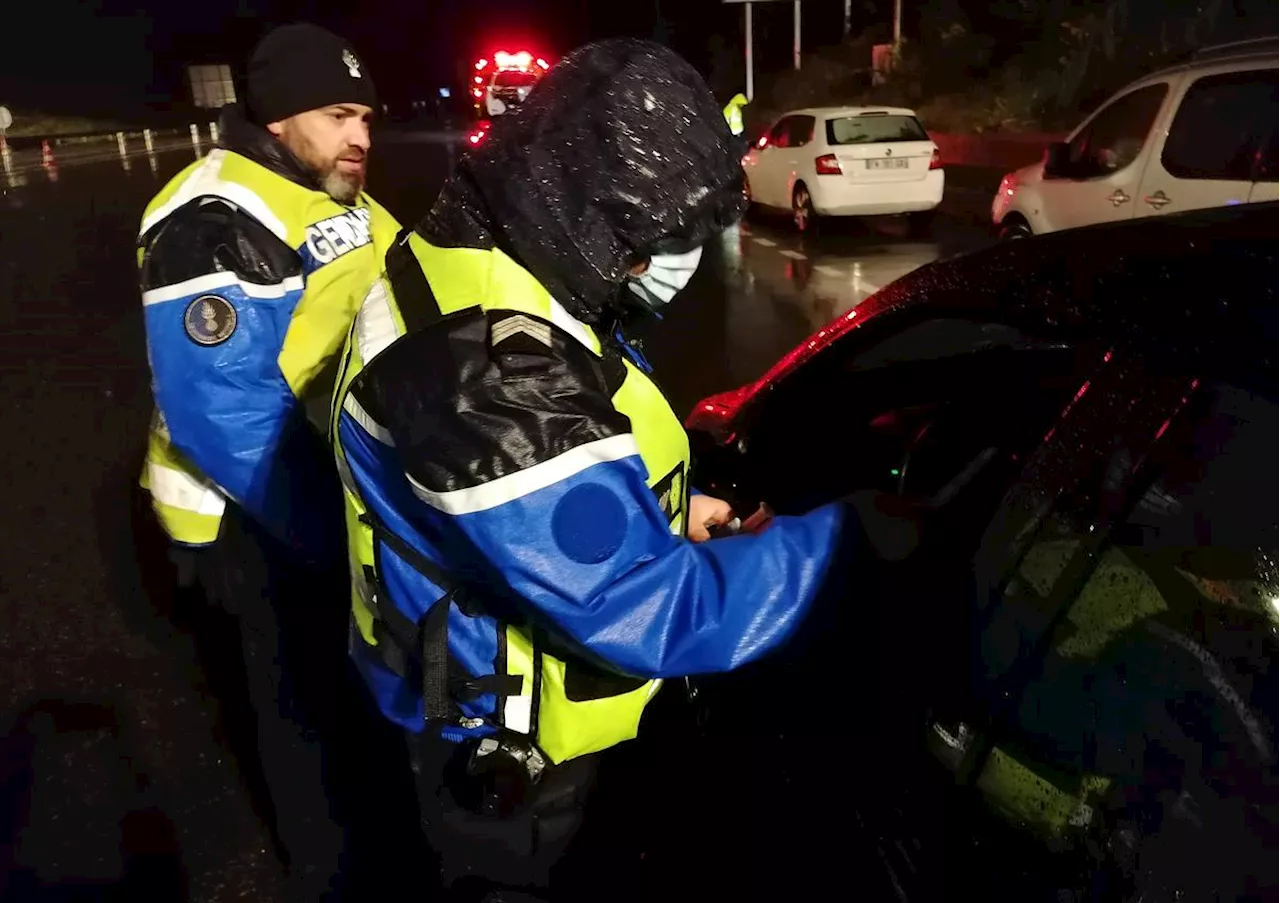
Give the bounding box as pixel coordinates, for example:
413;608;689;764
756;135;768;149
815;153;842;175
493;50;534;70
475;58;487;70
536;58;549;69
472;87;483;98
474;75;484;84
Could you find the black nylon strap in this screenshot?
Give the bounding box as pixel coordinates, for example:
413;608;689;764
385;229;446;335
359;512;460;724
455;673;525;699
420;588;455;723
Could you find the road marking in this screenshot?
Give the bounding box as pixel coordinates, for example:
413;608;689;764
813;264;843;277
778;249;807;260
751;237;777;247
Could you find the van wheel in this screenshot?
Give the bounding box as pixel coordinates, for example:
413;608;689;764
792;183;817;234
999;218;1032;240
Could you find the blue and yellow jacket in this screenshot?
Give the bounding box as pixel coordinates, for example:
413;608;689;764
137;105;399;554
331;39;852;764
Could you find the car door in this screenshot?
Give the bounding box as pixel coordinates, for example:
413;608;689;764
683;313;1115;898
776;114;816;205
1135;65;1279;218
1036;81;1173;232
943;354;1278;899
746;116;795;208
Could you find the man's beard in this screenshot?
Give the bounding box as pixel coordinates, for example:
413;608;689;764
321;164;364;204
282;128;366;204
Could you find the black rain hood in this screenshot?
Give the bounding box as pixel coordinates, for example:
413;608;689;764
418;38;747;324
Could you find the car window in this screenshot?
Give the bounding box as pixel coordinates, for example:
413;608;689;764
787;115;815;148
768;117;793;149
1013;381;1277;645
825;113;928;145
730;316;1101;515
1067;83;1169;176
1161;69;1279;182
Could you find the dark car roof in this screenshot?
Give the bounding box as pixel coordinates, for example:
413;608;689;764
754;203;1278;401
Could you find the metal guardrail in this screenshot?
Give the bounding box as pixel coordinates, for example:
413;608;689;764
1;122;219;153
0;121;223;182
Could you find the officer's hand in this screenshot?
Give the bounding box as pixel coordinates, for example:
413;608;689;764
845;490;924;562
688;493;734;543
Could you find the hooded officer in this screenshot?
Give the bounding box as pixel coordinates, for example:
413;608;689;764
329;38;879;901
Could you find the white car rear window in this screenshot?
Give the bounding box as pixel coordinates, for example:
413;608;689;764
826;114;928;145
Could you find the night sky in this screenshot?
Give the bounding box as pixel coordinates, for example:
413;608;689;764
0;0;877;116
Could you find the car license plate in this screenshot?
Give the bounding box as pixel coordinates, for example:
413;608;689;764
866;158;909;170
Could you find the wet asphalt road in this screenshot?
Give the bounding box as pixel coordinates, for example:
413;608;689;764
0;134;998;901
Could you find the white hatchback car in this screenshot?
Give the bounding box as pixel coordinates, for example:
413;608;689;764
992;39;1278;239
744;106;945;234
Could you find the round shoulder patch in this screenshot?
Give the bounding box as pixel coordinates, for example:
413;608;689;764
183;294;237;346
551;483;628;565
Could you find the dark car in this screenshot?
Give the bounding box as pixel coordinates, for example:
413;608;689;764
679;203;1278;901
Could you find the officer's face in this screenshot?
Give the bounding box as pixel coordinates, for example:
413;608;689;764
269;103;373;205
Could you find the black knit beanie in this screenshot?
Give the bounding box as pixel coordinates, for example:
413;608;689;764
246;23;378;125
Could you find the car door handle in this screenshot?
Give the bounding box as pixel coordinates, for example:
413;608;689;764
1107;189;1130;207
1143;190;1172;209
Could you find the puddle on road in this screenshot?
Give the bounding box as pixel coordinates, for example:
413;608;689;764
717;219;960;359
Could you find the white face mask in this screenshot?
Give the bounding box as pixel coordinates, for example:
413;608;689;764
626;246;703;312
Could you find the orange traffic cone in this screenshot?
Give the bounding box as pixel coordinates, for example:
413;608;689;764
41;139;55;168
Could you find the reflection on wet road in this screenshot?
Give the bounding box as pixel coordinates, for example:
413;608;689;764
646;194;993;415
0;137;995;900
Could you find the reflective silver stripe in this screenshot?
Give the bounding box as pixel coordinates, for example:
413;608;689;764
147;463;227;516
335;448;361;498
407;433;642;516
354;277;399;364
504;692;533;735
342;393;394;445
351;556;378;612
139;150;288;241
548;297;598;353
141;272;305;306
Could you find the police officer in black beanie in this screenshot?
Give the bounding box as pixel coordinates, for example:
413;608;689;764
137;21;417;903
240;22;381;203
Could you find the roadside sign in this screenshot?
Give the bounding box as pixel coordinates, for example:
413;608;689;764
0;106;12;132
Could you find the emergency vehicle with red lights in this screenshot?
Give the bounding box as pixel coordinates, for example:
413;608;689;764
471;51;550;119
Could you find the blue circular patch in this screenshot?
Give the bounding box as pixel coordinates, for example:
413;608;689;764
551;483;627;564
183;294;237;346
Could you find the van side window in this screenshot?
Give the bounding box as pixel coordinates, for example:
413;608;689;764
1162;69;1279;182
1066;83;1169;176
